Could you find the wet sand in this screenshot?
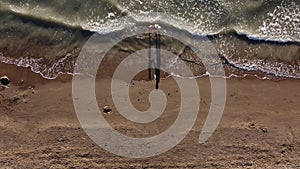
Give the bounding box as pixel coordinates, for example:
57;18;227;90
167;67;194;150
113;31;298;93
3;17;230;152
0;63;300;168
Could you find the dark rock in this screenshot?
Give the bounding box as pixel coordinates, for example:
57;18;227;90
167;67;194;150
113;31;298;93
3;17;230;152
103;106;112;113
0;76;11;86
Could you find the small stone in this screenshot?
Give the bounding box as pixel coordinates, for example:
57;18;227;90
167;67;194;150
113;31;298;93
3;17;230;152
78;152;90;158
57;138;67;142
0;76;11;86
248;122;256;129
260;127;268;133
103;106;112;113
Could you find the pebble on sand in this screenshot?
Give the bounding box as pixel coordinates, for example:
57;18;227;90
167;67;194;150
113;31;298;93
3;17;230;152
103;106;112;114
0;76;11;86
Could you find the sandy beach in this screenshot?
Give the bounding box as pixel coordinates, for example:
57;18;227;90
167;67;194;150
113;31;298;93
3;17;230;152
1;0;300;168
0;62;299;168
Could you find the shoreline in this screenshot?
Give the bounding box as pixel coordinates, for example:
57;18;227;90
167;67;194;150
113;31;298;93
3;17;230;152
0;60;297;88
1;30;299;81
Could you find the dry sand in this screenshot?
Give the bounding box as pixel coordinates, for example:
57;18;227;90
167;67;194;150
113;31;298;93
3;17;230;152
0;63;300;168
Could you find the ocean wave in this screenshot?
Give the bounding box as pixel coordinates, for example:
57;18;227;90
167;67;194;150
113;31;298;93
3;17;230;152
0;53;75;79
0;0;299;43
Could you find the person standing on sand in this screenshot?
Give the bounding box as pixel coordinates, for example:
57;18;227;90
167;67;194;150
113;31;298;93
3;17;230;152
148;24;161;90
